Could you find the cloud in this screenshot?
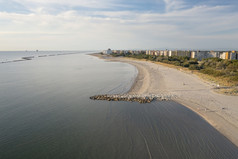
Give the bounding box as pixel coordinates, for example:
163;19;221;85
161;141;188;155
0;0;238;50
13;0;117;9
163;0;186;12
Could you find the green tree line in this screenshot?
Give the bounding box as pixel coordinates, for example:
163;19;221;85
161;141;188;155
111;53;238;83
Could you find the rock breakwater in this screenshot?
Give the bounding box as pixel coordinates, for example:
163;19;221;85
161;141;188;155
90;94;176;103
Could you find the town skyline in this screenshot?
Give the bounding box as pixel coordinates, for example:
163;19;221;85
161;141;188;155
103;49;238;60
0;0;238;51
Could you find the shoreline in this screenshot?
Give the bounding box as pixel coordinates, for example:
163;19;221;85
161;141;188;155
91;53;238;147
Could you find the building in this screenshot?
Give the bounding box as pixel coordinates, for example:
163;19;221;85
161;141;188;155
155;51;160;56
208;51;220;58
146;50;151;55
176;50;191;57
168;50;177;57
191;51;209;60
103;48;112;54
159;50;164;56
230;52;237;60
191;51;197;59
220;52;230;60
112;50;120;54
145;50;237;60
225;52;230;59
234;51;238;60
220;52;226;59
153;51;157;56
164;50;168;56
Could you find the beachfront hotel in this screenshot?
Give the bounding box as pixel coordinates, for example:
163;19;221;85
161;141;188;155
145;50;238;61
105;49;237;61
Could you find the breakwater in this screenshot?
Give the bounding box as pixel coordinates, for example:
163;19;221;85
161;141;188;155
90;94;176;103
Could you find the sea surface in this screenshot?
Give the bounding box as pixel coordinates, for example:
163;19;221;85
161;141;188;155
0;51;93;63
0;51;238;159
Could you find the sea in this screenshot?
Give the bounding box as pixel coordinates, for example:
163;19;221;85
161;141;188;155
0;51;238;159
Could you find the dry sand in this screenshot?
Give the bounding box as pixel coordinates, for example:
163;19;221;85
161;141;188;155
93;54;238;147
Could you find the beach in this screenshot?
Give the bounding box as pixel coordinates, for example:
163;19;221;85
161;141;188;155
94;54;238;147
1;52;238;158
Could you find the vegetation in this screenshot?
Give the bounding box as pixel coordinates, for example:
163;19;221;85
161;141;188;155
111;53;238;85
199;58;238;80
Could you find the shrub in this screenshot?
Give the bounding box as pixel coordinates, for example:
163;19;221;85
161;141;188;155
163;60;169;63
200;68;225;77
156;56;163;62
230;76;238;81
173;61;181;66
189;64;200;70
189;60;198;65
182;62;190;67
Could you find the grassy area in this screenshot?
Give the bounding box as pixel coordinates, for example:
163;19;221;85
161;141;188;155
111;53;238;87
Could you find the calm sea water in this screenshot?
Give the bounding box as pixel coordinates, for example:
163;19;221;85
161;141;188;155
0;51;93;63
0;52;238;159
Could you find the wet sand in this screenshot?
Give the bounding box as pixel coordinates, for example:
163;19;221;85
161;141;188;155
93;54;238;147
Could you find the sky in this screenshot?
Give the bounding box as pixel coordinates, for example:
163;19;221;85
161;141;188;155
0;0;238;51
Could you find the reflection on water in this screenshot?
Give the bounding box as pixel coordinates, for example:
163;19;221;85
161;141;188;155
0;51;91;63
0;53;237;159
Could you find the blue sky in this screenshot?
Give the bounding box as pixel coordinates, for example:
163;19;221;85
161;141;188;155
0;0;238;50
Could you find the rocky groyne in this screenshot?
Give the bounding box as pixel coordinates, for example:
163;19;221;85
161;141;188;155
22;56;34;60
90;94;176;103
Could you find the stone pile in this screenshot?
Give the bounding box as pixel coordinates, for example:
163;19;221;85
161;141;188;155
90;94;175;103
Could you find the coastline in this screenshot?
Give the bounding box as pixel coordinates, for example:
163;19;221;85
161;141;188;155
125;57;238;147
91;53;238;147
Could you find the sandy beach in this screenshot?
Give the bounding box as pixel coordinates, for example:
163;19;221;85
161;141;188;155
93;54;238;147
